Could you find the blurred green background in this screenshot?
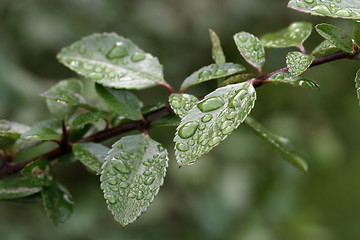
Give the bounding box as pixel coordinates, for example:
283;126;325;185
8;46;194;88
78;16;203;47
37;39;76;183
1;0;360;239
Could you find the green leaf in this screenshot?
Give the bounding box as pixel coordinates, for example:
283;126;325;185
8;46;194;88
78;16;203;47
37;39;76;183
208;29;226;64
21;158;55;187
21;126;61;141
71;110;109;128
355;69;360;105
100;135;169;226
95;84;142;121
42;182;74;226
174;82;256;166
57;32;164;90
233;32;265;72
0;120;30;150
0;177;42;200
311;40;338;56
268;72;320;90
180;63;245;91
151;114;181;127
219;73;255;87
169;93;199;118
288;0;360;20
73;142;109;174
354;21;360;46
315;23;355;54
260;22;312;49
245;116;308;173
141;102;166;115
286;51;314;76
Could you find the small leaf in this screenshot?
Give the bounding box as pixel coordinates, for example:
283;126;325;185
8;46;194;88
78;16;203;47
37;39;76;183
100;135;169;226
287;0;360;20
174;82;256;166
169;93;199;118
73;142;109;174
71;110;109;128
311;40;338;56
261;22;312;49
315;23;355;54
245;116;308;173
57;33;164;90
141;102;166;115
208;29;226;64
355;68;360;105
234;32;265;72
219;73;255;87
0;120;30;150
268;72;320;90
21;126;61;141
0;177;42;199
42;182;74;226
95;84;142;121
152;114;181;127
21;158;55;187
354;21;360;46
180;63;245;91
286;51;314;76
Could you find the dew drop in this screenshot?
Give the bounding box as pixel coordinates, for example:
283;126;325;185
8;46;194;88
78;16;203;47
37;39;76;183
198;70;212;79
208;137;221;147
107;169;117;175
120;152;130;160
143;171;152;176
157;144;165;152
226;112;237;120
120;182;129;188
312;5;332;15
303;0;314;3
108;177;118;185
136;190;144;200
108;195;116;204
89;72;104;80
112;159;131;174
144;177;155;185
178;121;199;139
176;143;189;151
221;120;233;130
106;42;129;59
214;69;227;76
201;114;213;122
335;9;351;17
187;139;195;146
131;52;146;62
222;126;235;135
128;192;136;199
197;97;224;112
171;100;181;108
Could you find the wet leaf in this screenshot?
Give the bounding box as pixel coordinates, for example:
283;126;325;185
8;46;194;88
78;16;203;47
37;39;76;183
21;158;55;187
141;102;166;115
286;51;314;76
100;135;169;226
219;74;254;87
21;126;61;141
288;0;360;20
174;82;256;166
180;63;245;91
234;32;265;72
72;142;109;174
268;72;320;90
57;33;164;90
169;93;199;118
71;110;109;128
261;22;312;49
0;120;30;150
0;177;42;200
208;29;226;64
311;40;338;56
152;114;180;127
245;116;308;173
42;182;74;226
315;23;355;54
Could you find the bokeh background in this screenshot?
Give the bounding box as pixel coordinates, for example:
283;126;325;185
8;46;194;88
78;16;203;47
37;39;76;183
1;0;360;239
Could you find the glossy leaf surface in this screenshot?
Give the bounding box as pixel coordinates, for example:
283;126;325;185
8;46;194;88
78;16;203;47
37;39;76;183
288;0;360;20
208;29;226;64
234;32;265;71
311;40;338;56
219;74;255;87
174;82;256;166
73;142;109;174
355;69;360;105
260;22;312;48
268;72;320;90
71;110;109;128
95;84;142;120
315;24;355;54
169;93;199;118
0;120;30;150
21;126;61;141
286;51;314;76
180;63;245;91
0;177;42;199
245;116;308;173
21;158;55;187
152;114;181;127
57;33;164;90
100;135;169;226
42;183;74;226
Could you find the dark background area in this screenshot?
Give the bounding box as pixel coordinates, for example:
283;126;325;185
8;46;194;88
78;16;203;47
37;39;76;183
1;0;360;239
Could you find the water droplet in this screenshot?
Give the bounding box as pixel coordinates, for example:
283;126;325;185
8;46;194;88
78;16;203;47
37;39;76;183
231;90;248;108
108;177;118;185
335;9;351;17
222;126;235;135
131;52;146;62
312;5;332;15
176;143;189;151
226;112;237;120
106;42;129;59
89;73;104;80
214;69;227;76
144;177;155;185
221;120;233;130
197;97;224;112
171;100;181;108
112;159;131;174
239;35;247;42
178;121;199;139
208;137;221;146
157;144;165;152
143;171;152;176
120;182;129;188
120;152;130;160
136;190;144;200
108;195;116;204
107;168;116;175
128;192;136;198
188;139;195;146
201;114;213;122
198;70;212;79
304;0;314;3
